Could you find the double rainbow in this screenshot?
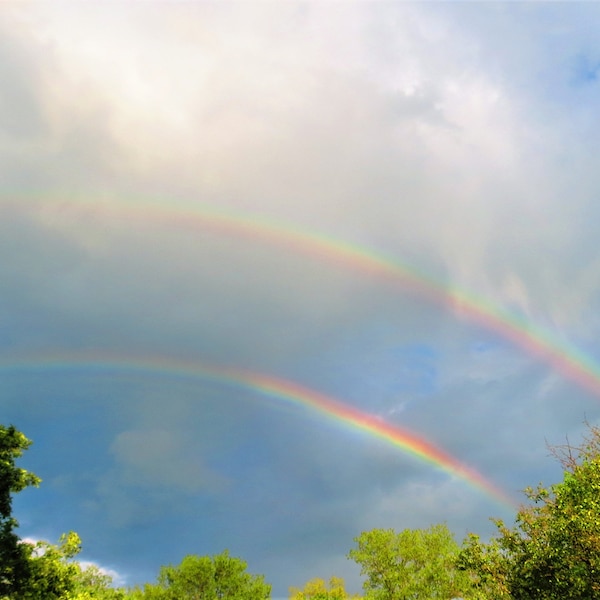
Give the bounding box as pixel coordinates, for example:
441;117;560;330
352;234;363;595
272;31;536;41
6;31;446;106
17;195;600;399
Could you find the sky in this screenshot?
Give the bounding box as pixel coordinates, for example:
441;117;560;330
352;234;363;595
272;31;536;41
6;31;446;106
2;1;600;597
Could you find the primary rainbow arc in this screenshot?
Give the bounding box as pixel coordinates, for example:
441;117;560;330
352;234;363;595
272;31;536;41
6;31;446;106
0;354;517;511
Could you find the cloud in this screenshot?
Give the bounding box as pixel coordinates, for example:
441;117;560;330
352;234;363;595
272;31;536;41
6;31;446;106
110;429;226;493
78;560;127;588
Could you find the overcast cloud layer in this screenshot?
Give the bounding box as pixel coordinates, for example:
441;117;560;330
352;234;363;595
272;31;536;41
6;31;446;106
2;2;600;597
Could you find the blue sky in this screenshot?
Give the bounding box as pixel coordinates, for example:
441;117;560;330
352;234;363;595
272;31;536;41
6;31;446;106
2;2;600;597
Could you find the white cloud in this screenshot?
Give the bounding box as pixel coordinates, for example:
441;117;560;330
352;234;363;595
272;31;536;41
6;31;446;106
78;560;127;588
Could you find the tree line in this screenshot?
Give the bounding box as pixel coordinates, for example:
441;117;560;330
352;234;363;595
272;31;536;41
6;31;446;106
2;422;600;599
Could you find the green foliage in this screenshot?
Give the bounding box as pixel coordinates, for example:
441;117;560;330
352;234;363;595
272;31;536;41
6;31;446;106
0;424;41;597
289;576;361;599
131;550;271;600
9;531;123;599
0;426;41;517
348;523;474;599
456;532;510;600
458;424;600;599
16;532;83;599
66;563;126;600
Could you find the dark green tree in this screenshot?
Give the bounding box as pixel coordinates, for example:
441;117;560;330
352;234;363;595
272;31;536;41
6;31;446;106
0;424;41;597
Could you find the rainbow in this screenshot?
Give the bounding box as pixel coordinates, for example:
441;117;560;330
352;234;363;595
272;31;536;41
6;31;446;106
13;194;600;400
0;354;518;510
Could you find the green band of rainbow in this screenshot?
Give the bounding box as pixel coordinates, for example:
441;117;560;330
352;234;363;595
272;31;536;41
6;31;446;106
0;354;517;510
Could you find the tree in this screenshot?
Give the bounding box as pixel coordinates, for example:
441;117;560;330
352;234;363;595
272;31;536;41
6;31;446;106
458;424;600;599
132;551;271;600
67;562;126;600
289;576;361;599
17;532;84;600
348;524;474;600
0;424;41;597
456;532;509;600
